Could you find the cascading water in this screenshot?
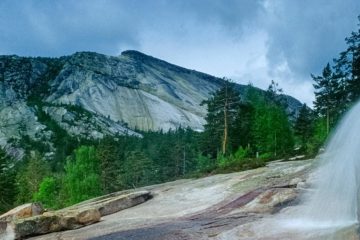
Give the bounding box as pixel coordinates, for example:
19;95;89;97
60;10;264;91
299;101;360;227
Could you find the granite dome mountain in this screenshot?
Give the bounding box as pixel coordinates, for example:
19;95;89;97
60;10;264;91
0;50;302;158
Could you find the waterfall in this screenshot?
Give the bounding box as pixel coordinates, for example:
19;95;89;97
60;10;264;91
297;102;360;227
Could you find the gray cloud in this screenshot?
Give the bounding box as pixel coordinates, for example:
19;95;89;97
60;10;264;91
0;0;142;56
0;0;359;105
263;0;360;78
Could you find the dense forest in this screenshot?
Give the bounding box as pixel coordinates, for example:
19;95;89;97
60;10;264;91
1;16;359;214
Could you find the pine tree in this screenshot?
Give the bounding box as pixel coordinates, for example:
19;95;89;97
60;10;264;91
294;104;314;151
343;17;360;101
0;148;16;213
308;118;328;154
120;150;154;188
231;102;254;150
312;63;341;134
249;84;294;158
16;152;50;204
201;79;242;157
96;137;122;194
266;80;287;108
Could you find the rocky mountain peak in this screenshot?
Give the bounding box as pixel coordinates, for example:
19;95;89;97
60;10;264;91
0;50;303;159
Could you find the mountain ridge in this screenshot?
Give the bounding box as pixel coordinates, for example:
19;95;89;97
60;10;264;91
0;50;302;159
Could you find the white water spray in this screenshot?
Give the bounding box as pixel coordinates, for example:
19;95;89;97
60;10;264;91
302;102;360;226
288;101;360;230
216;103;360;239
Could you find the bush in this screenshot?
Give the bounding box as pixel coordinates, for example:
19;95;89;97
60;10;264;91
33;176;59;209
233;147;249;160
258;152;273;161
196;154;215;172
218;147;250;169
63;146;101;205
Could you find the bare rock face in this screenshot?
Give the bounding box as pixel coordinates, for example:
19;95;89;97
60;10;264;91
65;190;152;216
0;203;44;222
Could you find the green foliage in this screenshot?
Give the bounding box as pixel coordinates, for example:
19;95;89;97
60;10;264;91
216;147;264;172
201;79;244;157
34;107;79;170
96;137;122;194
294;104;314;152
312;63;346;132
195;153;215;172
0;148;16;213
119;150;155;188
312;15;360;136
63;146;101;205
33;176;60;209
249;84;294;158
218;147;248;168
16;152;50;205
233;146;249;160
258;152;273;160
307;118;328;155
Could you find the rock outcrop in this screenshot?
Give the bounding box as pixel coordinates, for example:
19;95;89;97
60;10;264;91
63;190;152;216
0;191;151;239
0;203;44;222
11;208;101;239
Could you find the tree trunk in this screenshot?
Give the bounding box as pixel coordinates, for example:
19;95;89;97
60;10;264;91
222;84;228;155
327;108;330;135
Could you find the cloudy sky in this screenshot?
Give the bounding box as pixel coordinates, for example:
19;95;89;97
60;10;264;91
1;0;360;105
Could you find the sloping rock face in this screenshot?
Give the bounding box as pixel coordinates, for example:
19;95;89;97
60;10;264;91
25;160;320;240
26;159;359;240
46;51;223;132
0;191;151;239
0;51;303;158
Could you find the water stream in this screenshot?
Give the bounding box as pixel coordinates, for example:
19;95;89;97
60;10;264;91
297;102;360;228
278;101;360;239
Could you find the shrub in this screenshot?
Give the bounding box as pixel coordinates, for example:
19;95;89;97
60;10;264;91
33;176;59;209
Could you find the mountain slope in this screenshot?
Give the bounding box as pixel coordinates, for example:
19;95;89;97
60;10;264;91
46;51;224;131
0;50;302;158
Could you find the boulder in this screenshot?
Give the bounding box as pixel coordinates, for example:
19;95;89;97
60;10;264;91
96;191;151;216
59;208;101;226
8;207;101;239
12;214;62;238
0;203;44;222
65;190;152;217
